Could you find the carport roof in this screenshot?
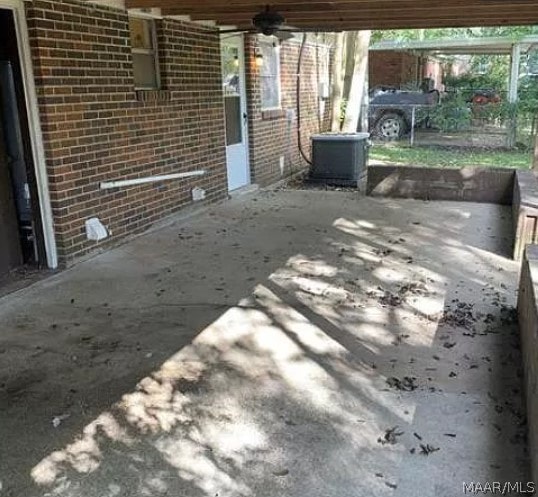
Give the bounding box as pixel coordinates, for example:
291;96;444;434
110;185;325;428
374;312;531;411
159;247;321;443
124;1;538;32
370;36;538;55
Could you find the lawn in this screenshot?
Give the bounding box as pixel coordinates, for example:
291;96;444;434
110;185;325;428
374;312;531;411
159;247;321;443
369;143;532;169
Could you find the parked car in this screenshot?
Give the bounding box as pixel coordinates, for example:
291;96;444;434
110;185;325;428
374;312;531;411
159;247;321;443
368;86;440;140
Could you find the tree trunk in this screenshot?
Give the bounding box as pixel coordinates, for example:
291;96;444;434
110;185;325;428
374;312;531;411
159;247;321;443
342;30;371;133
330;32;345;132
360;65;369;133
343;32;357;102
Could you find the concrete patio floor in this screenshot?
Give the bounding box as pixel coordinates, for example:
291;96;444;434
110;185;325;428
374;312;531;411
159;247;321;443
0;190;529;497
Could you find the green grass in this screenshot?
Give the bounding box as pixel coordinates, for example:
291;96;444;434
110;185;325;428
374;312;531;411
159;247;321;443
369;144;532;170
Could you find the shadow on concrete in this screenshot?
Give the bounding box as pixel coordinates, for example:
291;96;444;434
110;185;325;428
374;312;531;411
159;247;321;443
0;191;529;496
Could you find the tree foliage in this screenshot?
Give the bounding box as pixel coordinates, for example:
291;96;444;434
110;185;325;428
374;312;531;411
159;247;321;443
373;26;538;118
444;55;508;96
372;25;538;43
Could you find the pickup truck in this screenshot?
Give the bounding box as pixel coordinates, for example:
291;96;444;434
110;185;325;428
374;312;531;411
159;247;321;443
369;86;440;140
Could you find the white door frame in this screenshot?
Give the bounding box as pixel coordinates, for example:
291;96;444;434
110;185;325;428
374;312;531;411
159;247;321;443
221;34;251;191
0;0;58;269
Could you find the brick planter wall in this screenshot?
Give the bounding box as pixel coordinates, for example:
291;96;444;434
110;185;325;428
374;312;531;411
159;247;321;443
26;0;227;263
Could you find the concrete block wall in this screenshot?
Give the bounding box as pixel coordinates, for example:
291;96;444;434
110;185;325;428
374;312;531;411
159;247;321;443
513;170;538;261
517;245;538;483
26;0;228;262
366;165;515;204
365;165;538;262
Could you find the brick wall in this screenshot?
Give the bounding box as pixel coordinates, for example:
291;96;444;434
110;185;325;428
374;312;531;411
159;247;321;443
423;58;444;91
26;0;227;263
369;51;420;89
244;35;332;186
370;50;445;91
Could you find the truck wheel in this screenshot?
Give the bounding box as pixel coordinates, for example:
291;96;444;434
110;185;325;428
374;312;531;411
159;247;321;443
374;113;406;140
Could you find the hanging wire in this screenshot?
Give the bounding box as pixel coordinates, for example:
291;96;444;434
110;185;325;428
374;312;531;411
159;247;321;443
297;32;313;166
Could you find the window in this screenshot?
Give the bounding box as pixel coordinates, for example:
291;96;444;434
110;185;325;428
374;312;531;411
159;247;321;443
221;44;243;146
129;17;160;90
318;45;330;118
319;45;330;100
259;39;281;110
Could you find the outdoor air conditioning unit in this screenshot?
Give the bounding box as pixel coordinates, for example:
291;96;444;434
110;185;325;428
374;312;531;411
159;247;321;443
310;132;370;186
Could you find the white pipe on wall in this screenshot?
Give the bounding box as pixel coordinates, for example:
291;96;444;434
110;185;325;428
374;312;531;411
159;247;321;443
100;170;206;190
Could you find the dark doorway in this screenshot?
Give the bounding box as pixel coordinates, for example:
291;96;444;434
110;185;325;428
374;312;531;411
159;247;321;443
0;9;45;278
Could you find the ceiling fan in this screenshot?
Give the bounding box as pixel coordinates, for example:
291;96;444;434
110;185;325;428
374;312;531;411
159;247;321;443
219;5;298;40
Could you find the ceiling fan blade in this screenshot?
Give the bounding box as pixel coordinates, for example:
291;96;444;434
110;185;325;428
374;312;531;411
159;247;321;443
275;30;296;41
219;7;334;38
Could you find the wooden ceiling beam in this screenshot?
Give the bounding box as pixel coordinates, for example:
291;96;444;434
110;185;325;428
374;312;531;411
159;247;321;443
126;0;538;29
164;3;342;14
127;0;538;8
191;7;538;23
161;0;538;15
223;17;538;31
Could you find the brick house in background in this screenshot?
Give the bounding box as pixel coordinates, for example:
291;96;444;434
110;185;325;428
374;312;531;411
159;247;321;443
369;49;445;90
0;0;331;275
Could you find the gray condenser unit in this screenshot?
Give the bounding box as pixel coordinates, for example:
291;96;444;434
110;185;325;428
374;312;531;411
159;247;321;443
310;132;370;184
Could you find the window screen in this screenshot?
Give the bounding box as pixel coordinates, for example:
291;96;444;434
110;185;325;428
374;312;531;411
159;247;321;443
129;17;160;90
260;41;281;110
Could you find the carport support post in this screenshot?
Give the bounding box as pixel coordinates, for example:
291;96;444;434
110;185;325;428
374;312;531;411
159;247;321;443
533;131;538;170
507;43;521;148
410;106;416;146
